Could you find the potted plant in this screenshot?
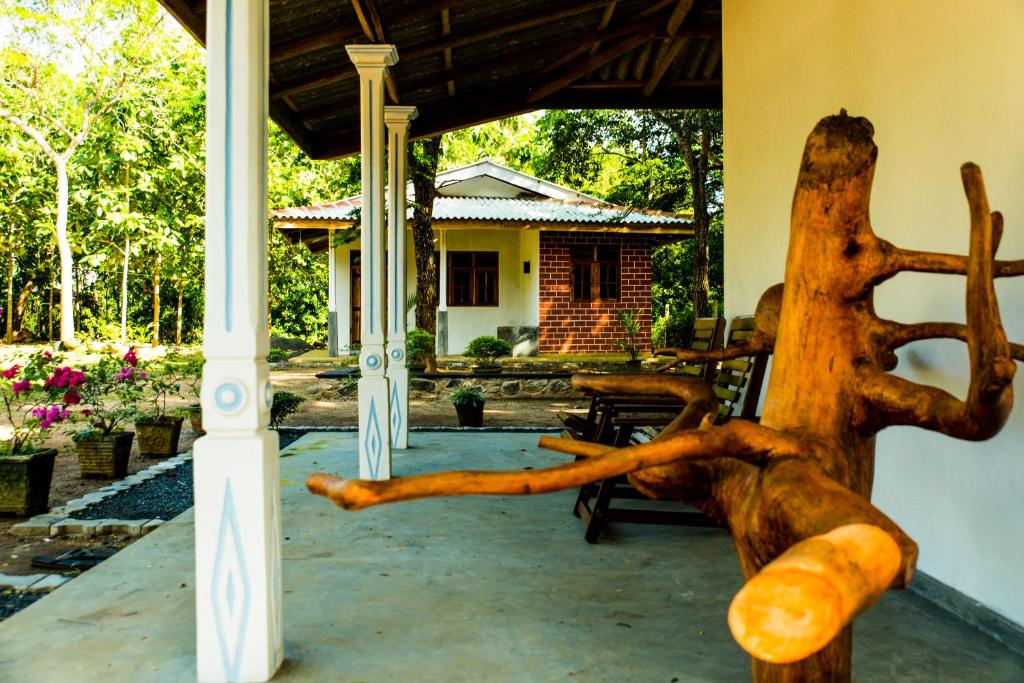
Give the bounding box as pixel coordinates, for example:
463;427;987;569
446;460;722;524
178;353;205;437
406;328;435;372
464;335;512;375
0;351;72;515
270;391;304;430
134;349;186;458
451;385;486;427
71;350;144;478
616;309;643;369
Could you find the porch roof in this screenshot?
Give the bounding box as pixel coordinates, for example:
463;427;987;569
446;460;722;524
157;0;723;159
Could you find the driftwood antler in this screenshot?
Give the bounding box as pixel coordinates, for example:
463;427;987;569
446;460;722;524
308;112;1022;683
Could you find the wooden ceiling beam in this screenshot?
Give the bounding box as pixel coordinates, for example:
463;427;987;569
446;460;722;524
589;2;618;55
270;26;363;64
527;30;656;102
441;9;455;97
157;0;205;42
643;0;695;97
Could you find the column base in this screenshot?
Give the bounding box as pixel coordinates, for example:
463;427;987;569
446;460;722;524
194;430;283;682
358;375;393;479
436;309;448;357
327;311;338;357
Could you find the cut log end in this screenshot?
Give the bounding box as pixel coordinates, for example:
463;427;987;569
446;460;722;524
728;524;902;664
307;473;375;510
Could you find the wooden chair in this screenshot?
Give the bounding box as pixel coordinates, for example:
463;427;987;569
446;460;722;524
558;317;725;442
571;316;769;543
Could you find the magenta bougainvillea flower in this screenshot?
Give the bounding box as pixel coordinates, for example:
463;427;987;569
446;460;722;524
31;405;69;430
1;365;21;379
44;366;86;390
123;348;138;367
11;379;31;394
62;388;81;405
114;366;136;382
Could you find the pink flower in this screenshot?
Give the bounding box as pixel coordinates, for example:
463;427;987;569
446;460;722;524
114;366;136;382
62;389;81;405
11;379;30;394
1;365;21;379
81;408;92;417
43;351;52;359
35;405;69;430
123;348;138;367
45;367;86;389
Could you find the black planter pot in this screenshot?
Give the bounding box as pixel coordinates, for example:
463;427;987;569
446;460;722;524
455;403;485;427
0;448;57;517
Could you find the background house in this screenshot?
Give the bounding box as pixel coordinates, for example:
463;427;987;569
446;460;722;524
274;161;692;355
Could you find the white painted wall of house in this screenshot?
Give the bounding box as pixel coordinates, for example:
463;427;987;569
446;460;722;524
723;0;1024;625
331;228;540;355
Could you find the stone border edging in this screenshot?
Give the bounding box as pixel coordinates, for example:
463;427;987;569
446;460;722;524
0;572;72;593
11;451;192;539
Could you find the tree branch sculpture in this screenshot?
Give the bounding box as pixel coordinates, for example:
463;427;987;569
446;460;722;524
307;112;1022;682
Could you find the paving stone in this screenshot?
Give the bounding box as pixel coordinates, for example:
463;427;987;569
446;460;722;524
27;574;71;593
48;519;77;536
139;519;164;536
62;519;103;537
0;574;45;591
11;519;58;537
97;520;133;535
125;520;153;536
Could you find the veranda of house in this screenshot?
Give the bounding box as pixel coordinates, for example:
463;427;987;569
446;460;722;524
1;2;1022;683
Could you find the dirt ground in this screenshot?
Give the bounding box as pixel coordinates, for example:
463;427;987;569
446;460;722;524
1;365;585;577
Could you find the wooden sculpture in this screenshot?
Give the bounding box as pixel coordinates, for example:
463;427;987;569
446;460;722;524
308;112;1024;682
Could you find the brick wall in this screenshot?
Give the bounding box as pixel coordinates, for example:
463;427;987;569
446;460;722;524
538;231;652;354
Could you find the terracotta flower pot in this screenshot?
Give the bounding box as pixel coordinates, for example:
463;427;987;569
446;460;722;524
75;432;134;479
135;416;184;458
188;403;205;437
0;448;57;517
455;403;485;427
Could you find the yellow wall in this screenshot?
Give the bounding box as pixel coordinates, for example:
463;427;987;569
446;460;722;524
724;1;1024;624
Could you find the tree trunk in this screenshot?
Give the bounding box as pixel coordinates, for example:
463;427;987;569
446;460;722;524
47;248;54;342
680;116;712;319
14;277;35;337
54;160;75;342
121;163;130;344
5;249;13;343
409;136;442;336
176;279;184;345
151;251;162;346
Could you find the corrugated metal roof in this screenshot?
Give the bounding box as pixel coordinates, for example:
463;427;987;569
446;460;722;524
274;196;691;227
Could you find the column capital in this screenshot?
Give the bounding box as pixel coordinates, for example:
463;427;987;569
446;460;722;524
345;44;398;70
384;106;418;129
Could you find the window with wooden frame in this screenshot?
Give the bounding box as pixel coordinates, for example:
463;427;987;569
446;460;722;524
571;245;620;301
448;251;498;306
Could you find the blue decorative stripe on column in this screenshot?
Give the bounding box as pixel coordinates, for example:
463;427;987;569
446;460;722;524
223;0;234;333
390;380;402;447
367;83;375;337
365;396;383;479
211;479;251;681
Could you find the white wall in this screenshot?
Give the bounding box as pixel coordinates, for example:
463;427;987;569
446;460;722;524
444;229;539;353
331;228;540;355
724;0;1024;625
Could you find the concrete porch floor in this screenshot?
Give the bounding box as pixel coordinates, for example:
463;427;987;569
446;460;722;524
0;432;1022;682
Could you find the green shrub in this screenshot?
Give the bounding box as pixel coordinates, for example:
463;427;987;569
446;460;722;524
267;348;290;363
270;391;305;428
464;335;511;365
450;385;485;407
615;309;642;361
406;328;435;366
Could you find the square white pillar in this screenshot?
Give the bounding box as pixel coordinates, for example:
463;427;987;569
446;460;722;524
385;106;417;449
348;45;398;479
196;1;282;681
327;229;339;356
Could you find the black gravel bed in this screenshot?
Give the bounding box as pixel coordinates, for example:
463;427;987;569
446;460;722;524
0;590;45;621
67;432;304;522
71;461;194;522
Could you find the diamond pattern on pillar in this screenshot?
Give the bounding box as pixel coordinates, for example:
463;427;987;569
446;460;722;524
212;480;251;680
365;397;384;479
390;382;402;447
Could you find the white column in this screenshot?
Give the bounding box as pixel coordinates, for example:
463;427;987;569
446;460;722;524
385;106;417;449
196;1;282;682
347;45;397;480
436;229;449;357
327;229;338;356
